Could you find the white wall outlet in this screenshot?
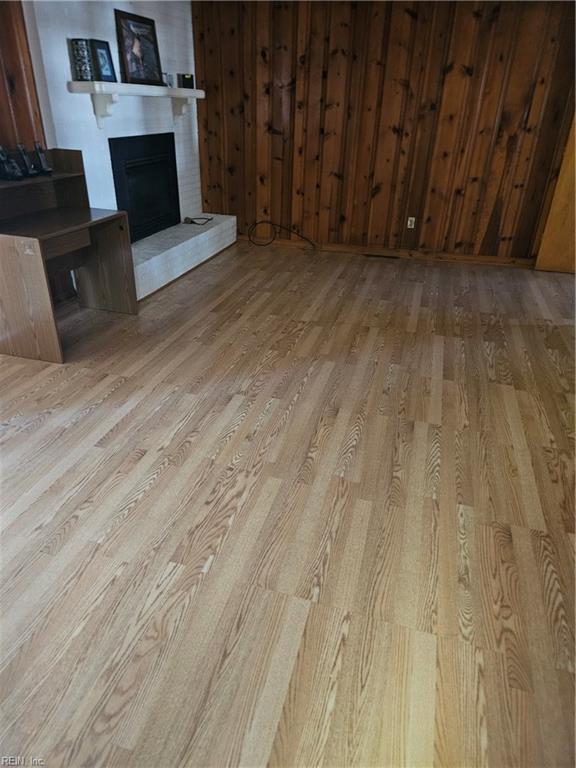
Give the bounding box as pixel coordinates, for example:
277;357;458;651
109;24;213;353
407;216;416;229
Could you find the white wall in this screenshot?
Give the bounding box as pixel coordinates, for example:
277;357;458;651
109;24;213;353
23;0;202;216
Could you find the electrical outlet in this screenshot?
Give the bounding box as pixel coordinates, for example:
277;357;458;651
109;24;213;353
407;216;416;229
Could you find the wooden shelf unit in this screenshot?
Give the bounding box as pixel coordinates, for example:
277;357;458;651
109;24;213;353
0;148;137;363
0;150;90;221
0;171;84;192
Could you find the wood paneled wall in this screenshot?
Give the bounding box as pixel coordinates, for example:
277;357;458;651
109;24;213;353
192;1;574;261
536;118;575;273
0;0;45;148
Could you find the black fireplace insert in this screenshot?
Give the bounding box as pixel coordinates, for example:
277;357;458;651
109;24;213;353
109;132;180;242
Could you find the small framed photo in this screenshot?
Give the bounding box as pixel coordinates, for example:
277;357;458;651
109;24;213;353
90;40;117;82
115;10;163;86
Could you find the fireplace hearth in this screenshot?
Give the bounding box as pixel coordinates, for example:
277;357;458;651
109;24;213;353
109;132;180;243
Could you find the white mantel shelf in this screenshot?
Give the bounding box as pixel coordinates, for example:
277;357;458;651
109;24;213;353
67;81;205;128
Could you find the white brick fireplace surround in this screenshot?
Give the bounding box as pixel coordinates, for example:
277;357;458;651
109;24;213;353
23;0;236;299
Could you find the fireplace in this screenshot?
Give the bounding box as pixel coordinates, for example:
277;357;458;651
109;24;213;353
109;132;181;243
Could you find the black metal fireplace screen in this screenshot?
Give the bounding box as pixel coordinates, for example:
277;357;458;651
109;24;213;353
109;132;180;242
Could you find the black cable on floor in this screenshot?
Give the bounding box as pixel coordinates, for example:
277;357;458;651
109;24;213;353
248;220;317;250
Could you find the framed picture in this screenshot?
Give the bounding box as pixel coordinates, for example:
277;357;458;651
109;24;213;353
90;39;117;82
115;10;163;86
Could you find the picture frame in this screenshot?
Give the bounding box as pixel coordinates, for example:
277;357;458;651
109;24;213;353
90;39;117;83
114;10;164;86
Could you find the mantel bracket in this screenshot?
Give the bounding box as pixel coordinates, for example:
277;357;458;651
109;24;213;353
91;93;119;128
171;97;193;120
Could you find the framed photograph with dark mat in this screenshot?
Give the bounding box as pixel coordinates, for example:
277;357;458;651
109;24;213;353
90;39;117;82
115;10;163;86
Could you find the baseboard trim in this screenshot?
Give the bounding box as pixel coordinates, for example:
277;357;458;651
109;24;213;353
237;234;536;268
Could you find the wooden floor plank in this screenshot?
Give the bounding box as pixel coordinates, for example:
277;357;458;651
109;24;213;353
0;241;573;766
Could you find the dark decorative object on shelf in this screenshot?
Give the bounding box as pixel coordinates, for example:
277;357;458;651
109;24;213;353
69;38;94;81
115;10;163;86
90;39;117;82
0;146;23;181
16;143;39;177
177;73;195;89
34;142;52;175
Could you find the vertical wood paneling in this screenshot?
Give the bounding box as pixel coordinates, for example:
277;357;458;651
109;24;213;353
193;3;209;210
390;1;438;250
475;5;536;256
420;3;481;252
0;0;45;148
271;2;296;233
535;118;575;273
347;2;389;245
443;1;495;254
452;2;512;254
499;3;556;259
242;2;256;234
193;2;224;214
338;1;369;244
513;0;575;259
193;1;575;262
401;2;453;251
301;1;327;242
290;1;311;238
255;2;272;237
367;3;414;247
317;2;352;243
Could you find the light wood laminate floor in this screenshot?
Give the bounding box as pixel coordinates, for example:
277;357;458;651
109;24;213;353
0;243;574;767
